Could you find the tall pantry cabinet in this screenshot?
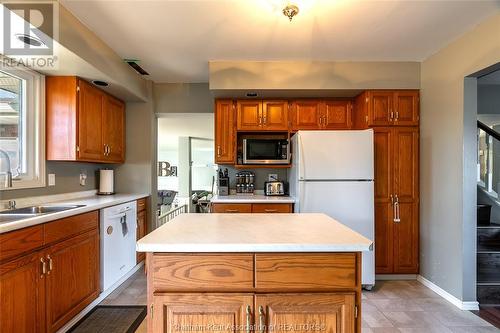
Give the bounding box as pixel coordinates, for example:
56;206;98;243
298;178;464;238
354;90;420;274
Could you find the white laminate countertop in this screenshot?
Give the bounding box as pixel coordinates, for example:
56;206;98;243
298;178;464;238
137;213;372;253
210;195;295;204
0;193;149;234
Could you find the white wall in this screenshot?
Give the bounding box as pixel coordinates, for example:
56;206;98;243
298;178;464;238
420;14;500;302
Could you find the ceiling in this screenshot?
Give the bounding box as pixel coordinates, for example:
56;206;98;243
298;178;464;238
60;0;500;83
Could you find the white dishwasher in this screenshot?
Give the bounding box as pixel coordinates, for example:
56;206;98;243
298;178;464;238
100;201;137;292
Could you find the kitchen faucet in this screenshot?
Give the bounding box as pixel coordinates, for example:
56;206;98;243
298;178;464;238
0;148;13;188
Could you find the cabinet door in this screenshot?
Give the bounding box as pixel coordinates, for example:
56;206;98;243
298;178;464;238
152;294;253;333
256;293;356;333
375;202;394;274
368;91;393;126
393;202;419;273
237;100;262;131
393;91;419;126
102;95;125;163
77;80;105;161
136;210;146;263
215;100;236;164
45;230;99;333
262;100;289;131
0;251;45;333
291;100;322;130
323;101;352;129
393;127;419;203
373;128;393;202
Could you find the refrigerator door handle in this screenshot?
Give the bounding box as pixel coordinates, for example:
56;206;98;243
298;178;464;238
394;195;401;223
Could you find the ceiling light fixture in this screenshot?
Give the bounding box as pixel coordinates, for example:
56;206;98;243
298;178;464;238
283;3;299;21
15;33;44;47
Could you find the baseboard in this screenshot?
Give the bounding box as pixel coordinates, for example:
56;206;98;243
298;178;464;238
56;261;145;333
417;275;479;311
376;274;417;280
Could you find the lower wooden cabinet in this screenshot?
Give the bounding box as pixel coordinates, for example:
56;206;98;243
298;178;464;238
152;294;252;333
45;230;99;333
136;197;148;263
0;251;46;333
256;293;355;333
211;203;292;213
0;212;100;333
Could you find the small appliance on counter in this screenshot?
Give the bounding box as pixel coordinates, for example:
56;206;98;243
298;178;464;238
217;168;229;196
98;169;114;195
265;181;288;196
236;171;255;195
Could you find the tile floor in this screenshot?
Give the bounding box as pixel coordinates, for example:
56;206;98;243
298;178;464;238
101;270;499;333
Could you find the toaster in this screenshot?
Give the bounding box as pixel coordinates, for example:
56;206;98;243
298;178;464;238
264;181;287;196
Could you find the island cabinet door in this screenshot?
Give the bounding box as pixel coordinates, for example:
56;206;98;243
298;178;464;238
255;294;356;333
152;294;254;333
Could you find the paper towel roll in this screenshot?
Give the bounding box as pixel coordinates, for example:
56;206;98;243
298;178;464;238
99;169;114;194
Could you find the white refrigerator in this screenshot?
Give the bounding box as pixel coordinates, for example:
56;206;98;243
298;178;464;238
289;130;375;288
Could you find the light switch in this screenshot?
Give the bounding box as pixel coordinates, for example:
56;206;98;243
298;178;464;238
48;174;56;186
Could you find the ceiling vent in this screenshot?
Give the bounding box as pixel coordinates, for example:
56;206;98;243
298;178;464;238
124;59;149;76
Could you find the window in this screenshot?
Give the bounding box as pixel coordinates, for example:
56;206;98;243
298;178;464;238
0;62;45;190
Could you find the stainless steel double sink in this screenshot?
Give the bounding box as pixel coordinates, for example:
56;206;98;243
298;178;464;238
0;205;86;223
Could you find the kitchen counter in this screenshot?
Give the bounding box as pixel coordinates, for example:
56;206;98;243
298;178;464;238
0;192;149;234
137;213;372;253
210;194;295;203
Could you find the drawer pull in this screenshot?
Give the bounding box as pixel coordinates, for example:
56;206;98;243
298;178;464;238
264;209;278;213
225;209;239;213
47;255;53;273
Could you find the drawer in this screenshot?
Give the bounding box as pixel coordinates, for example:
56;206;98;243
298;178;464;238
0;225;43;262
152;254;254;291
137;198;147;212
252;203;292;213
256;253;358;289
44;211;99;245
211;203;252;213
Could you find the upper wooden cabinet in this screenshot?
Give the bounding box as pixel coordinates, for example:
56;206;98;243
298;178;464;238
215;100;236;164
291;100;323;130
291;100;352;130
46;76;125;163
237;100;289;131
353;90;419;128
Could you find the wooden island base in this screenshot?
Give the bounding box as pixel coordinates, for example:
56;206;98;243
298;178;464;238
146;252;362;333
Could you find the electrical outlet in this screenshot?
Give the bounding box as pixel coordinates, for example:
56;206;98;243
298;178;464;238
268;174;278;181
48;174;56;186
79;171;87;186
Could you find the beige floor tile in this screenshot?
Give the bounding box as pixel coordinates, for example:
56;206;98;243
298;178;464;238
363;308;396;328
414;298;456;312
433;309;494;327
371;299;424;312
370;328;402;333
383;311;443;328
449;327;500;333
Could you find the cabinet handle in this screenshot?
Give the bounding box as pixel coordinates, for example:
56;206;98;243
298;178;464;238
264;209;278;213
217;145;221;157
390;110;394;121
225;209;239;213
395;111;399;120
323;116;327;126
394;195;400;223
390;194;394;206
108;145;112;155
40;258;47;277
258;306;266;333
245;305;252;333
47;255;53;273
104;144;108;156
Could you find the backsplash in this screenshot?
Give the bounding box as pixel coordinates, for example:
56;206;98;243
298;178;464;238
221;166;288;190
2;161;113;200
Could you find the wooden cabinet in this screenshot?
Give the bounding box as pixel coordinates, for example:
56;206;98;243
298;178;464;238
374;127;419;274
46;76;125;163
136;198;148;263
211;203;292;213
152;294;253;333
353;90;419;128
215;100;236;164
237;100;289;131
45;230;99;333
148;253;362;333
256;293;355;333
0;211;100;333
323;101;352;129
0;251;46;333
291;100;323;130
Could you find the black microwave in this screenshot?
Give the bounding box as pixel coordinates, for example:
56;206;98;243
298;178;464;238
242;139;290;164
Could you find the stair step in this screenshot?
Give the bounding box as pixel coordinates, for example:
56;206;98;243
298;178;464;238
478;229;500;253
478;253;500;283
478;285;500;305
478;222;500;229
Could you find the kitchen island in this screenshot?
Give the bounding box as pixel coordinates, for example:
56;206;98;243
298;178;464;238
137;213;372;333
